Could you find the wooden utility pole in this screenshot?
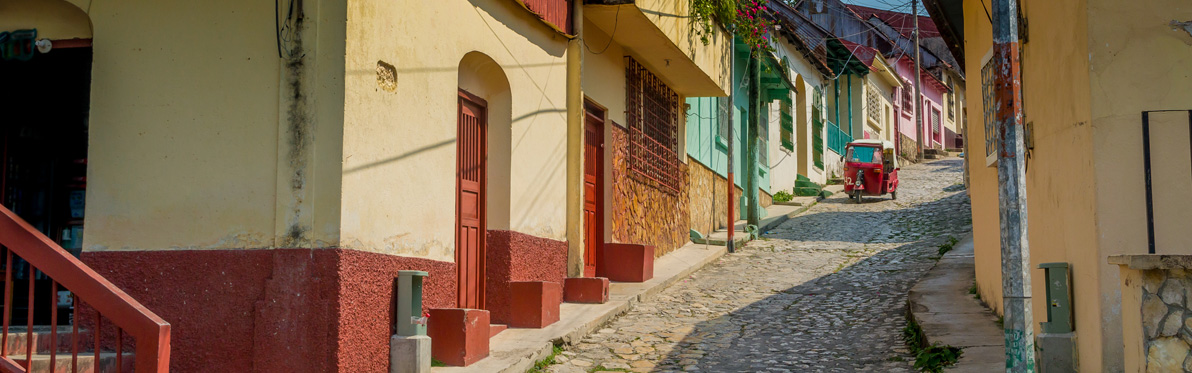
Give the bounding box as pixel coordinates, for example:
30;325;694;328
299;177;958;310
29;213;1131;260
992;0;1035;370
727;56;738;253
913;0;924;161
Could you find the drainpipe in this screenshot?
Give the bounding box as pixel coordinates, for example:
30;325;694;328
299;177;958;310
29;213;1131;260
847;73;853;137
992;0;1035;370
565;2;585;278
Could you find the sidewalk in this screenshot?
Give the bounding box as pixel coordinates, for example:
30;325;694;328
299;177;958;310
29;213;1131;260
434;242;727;373
907;234;1005;372
704;186;839;246
436;201;825;372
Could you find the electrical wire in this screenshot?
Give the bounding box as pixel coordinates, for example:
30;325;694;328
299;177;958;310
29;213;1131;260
582;6;619;55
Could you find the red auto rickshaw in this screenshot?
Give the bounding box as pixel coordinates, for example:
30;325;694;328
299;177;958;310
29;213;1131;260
842;140;899;203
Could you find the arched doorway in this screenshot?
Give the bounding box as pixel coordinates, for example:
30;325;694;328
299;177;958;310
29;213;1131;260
0;0;93;325
455;52;510;309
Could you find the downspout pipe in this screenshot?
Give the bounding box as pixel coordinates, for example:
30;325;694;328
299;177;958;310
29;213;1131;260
565;1;585;278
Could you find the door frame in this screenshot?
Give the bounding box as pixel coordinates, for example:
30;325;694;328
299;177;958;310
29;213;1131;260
583;98;606;277
456;89;488;309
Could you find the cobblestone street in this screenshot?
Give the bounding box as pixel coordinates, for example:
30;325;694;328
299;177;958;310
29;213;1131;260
547;158;973;372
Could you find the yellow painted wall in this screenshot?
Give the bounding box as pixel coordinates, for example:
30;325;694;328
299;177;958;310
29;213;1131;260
1087;0;1192;368
81;0;346;251
634;0;732;94
339;0;570;262
963;0;1192;369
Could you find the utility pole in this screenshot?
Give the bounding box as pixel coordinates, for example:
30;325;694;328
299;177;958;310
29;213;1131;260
992;0;1035;370
912;0;924;162
747;52;761;227
727;54;738;254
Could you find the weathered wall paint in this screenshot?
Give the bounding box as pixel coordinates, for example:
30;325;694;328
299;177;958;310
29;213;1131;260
340;0;570;261
959;0;1192;369
81;0;348;252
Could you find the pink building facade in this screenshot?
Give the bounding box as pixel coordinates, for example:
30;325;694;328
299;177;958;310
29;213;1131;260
889;55;951;155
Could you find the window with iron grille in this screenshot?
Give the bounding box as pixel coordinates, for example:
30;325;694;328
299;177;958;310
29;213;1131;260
625;56;681;193
947;79;956;120
900;86;914;117
866;82;881;124
718;96;731;143
931;108;942;139
812;87;825;170
981;50;997;166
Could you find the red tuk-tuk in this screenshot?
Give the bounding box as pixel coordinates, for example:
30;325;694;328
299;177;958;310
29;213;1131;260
842;140;899;203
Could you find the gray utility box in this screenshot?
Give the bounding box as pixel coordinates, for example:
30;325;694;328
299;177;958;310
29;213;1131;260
1037;263;1077;373
392;270;430;373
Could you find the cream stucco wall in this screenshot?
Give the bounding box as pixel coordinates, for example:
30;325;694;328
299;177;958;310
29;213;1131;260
774;39;828;184
339;0;569;261
77;0;346;251
0;0;91;40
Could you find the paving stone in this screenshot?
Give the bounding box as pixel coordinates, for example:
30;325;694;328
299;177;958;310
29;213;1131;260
547;159;970;372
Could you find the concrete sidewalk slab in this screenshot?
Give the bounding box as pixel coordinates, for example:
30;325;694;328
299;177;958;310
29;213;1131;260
432;242;728;373
907;234;1005;372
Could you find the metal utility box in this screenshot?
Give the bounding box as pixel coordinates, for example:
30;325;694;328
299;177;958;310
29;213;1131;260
396;270;428;337
1039;262;1073;333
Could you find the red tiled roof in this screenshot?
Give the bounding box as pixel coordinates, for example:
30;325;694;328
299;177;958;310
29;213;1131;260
838;39;880;73
846;4;940;39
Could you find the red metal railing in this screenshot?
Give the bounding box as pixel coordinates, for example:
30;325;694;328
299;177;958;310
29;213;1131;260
0;206;169;372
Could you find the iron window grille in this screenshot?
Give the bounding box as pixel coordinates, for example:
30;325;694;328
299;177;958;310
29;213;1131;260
866;83;882;124
981;50;998;166
625;56;681;193
947;79;956;120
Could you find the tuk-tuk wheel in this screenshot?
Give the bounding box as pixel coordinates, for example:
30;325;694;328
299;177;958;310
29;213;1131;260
853;191;863;204
892;191;898;200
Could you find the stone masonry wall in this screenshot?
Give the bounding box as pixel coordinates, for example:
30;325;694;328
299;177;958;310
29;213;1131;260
687;160;742;237
611;124;691;257
1139;269;1192;372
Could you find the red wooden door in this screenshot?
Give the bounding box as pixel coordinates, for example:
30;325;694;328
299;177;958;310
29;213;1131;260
456;90;487;309
583;101;605;277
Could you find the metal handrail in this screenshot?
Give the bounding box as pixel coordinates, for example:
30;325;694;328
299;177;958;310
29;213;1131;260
0;205;170;372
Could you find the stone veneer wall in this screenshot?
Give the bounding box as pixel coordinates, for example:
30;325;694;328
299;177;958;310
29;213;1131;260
760;190;773;208
611;124;691;257
1139;269;1192;371
687;159;742;237
899;133;919;162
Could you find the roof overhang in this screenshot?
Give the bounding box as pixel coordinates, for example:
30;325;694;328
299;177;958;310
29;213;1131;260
585;3;728;97
922;0;965;68
870;52;902;88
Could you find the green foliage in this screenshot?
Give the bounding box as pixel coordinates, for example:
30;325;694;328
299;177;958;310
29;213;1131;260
431;358;447;367
690;0;738;45
527;345;565;373
936;236;959;255
773;190;795;202
903;318;963;373
689;0;774;55
587;365;632;373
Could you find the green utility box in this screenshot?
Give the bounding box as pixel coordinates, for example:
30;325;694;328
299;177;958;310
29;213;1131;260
1039;263;1073;333
396;270;428;337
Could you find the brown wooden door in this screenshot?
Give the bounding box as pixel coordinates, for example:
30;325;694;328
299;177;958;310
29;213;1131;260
583;101;605;277
456;90;487;309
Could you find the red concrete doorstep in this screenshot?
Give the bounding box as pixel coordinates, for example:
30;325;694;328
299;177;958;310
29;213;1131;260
603;243;655;282
489;324;508;337
509;281;562;328
427;308;490;367
563;277;610;304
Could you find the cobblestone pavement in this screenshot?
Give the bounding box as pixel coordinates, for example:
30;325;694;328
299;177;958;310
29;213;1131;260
545;158;973;373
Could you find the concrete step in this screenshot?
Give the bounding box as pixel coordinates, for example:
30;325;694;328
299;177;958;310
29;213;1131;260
2;326;92;355
489;324;507;338
10;351;133;373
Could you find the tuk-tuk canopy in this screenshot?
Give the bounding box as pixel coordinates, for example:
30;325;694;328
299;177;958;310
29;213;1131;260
847;139;898;169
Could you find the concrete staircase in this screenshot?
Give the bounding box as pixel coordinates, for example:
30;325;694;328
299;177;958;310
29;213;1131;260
3;326;133;373
924;148;949;159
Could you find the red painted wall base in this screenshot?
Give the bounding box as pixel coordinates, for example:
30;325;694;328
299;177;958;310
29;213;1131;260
83;248;456;373
485;230;566;325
